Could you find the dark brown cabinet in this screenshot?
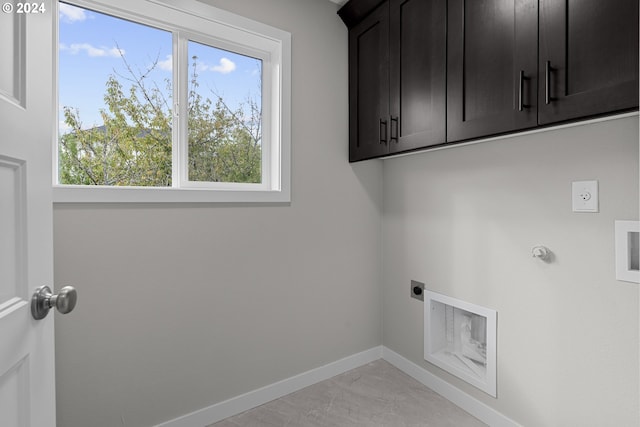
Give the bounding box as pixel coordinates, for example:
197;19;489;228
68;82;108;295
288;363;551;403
389;0;446;154
538;0;639;124
448;0;638;143
447;0;538;142
340;0;639;160
347;2;389;161
341;0;446;162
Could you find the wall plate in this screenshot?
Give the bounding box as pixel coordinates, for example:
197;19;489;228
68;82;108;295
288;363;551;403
410;280;425;301
572;180;598;212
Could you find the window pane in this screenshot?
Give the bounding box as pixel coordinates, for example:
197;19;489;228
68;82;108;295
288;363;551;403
187;40;263;183
58;2;173;186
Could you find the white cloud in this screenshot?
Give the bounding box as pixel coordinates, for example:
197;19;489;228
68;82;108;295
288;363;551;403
158;54;173;71
59;3;88;23
59;120;72;135
60;43;124;58
209;57;236;74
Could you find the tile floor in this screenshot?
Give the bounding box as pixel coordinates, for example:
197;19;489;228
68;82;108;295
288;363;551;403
210;359;487;426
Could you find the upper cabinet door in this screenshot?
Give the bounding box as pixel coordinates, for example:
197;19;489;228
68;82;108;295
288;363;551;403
349;3;390;162
538;0;639;125
447;0;538;143
388;0;446;154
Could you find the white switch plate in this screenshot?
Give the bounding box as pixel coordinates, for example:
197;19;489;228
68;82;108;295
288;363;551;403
572;180;599;212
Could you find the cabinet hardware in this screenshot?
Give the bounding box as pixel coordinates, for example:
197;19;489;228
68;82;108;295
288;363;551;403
379;119;388;144
390;116;399;142
518;70;529;111
545;61;554;104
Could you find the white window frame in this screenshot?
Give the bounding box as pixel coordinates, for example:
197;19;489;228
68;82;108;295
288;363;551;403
52;0;291;203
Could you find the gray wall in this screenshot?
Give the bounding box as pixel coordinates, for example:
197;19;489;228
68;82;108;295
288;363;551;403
53;1;639;425
53;1;383;426
382;115;639;426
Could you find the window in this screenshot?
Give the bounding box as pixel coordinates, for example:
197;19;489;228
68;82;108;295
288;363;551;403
54;0;291;203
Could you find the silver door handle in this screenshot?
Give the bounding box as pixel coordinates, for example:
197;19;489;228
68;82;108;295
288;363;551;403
31;285;77;320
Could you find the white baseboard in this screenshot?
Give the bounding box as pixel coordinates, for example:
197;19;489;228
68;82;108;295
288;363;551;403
155;346;383;427
382;347;521;427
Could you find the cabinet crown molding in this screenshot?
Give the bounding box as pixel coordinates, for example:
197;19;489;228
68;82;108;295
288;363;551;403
338;0;386;28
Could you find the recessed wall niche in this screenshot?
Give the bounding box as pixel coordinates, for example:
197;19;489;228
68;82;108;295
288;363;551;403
615;220;640;283
424;290;497;397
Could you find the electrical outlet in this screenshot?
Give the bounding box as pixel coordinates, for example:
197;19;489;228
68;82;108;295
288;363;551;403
410;280;425;301
572;180;598;212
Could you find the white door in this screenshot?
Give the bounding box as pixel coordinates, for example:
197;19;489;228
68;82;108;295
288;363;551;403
0;1;56;426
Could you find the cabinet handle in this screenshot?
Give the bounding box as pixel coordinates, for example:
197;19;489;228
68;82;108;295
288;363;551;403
390;116;399;143
518;70;529;111
545;61;553;105
379;119;388;144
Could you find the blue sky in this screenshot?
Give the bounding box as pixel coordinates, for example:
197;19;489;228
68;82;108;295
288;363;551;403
58;2;262;133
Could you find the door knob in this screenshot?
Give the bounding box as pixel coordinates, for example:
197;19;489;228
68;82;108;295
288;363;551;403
31;285;77;320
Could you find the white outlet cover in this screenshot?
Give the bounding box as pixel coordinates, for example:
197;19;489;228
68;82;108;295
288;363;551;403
572;180;599;212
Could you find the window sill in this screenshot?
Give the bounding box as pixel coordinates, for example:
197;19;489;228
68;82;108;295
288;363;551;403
53;185;290;204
